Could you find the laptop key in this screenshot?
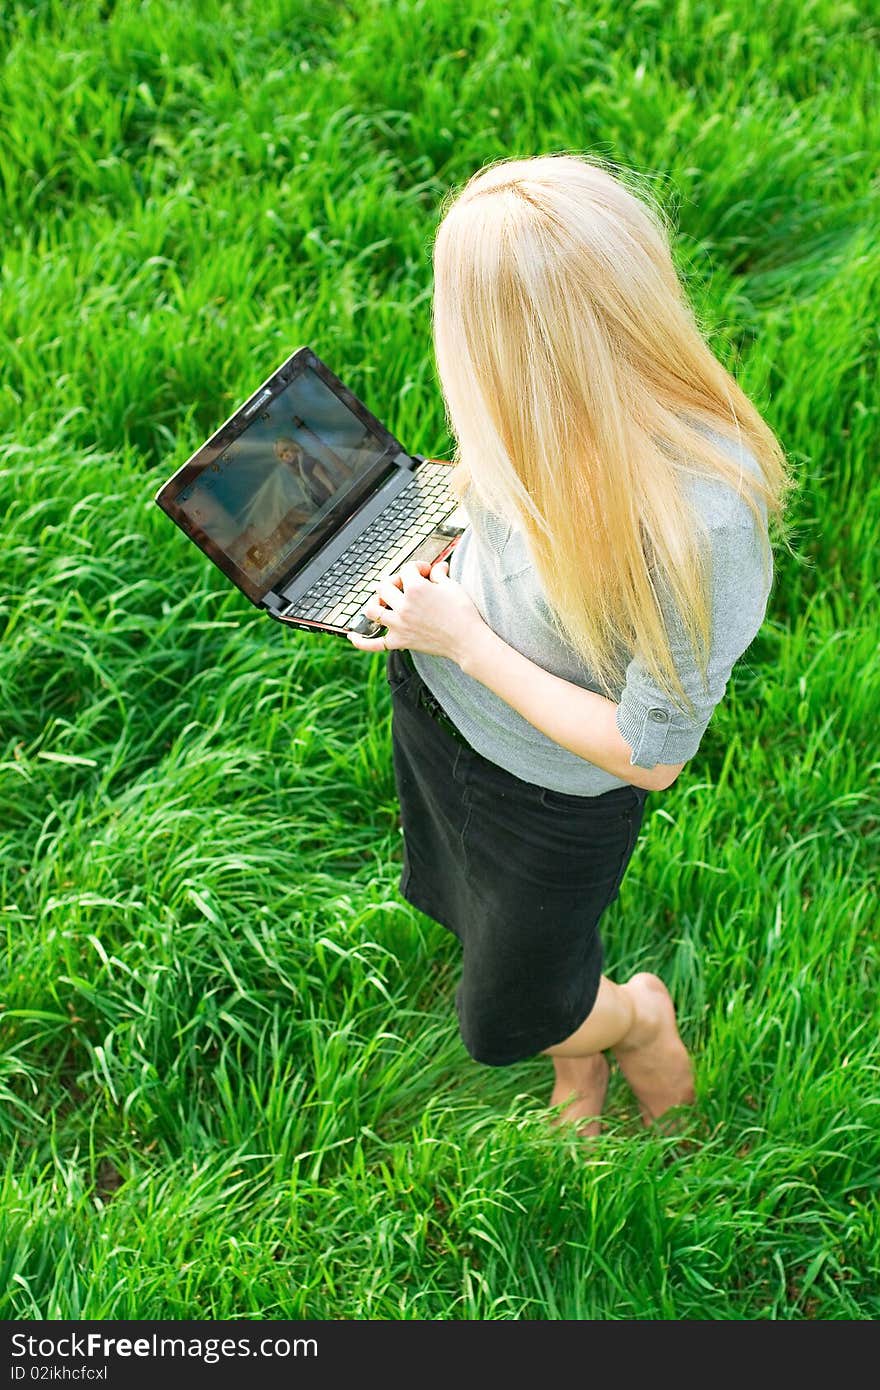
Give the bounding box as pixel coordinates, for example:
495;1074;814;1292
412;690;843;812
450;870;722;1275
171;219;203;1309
324;602;354;626
376;534;434;578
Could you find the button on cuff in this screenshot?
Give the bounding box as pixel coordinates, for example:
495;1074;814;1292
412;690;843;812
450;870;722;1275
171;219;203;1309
616;698;671;770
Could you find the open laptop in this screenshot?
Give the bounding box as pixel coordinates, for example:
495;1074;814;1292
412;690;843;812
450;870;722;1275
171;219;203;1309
154;345;468;638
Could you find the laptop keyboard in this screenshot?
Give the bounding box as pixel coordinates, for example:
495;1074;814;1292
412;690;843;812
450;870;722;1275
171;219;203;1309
289;463;458;628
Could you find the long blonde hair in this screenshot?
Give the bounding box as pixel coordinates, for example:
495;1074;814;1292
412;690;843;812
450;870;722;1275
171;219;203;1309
431;153;798;715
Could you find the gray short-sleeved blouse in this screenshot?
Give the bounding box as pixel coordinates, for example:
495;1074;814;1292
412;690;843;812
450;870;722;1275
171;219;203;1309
409;429;774;795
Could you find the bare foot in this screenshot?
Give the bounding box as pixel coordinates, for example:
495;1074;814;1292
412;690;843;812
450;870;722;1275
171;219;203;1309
549;1053;610;1139
611;973;695;1129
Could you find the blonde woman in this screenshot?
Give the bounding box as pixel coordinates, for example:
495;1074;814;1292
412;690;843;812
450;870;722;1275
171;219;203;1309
347;154;795;1136
272;436;338;508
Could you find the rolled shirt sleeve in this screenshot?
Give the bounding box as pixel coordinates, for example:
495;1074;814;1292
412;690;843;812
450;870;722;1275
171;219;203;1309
615;515;773;770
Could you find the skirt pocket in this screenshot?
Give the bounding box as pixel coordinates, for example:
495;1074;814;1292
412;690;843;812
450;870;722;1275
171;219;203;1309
538;782;640;816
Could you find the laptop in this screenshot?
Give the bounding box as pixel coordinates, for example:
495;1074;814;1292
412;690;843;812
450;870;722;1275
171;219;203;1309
154;345;468;638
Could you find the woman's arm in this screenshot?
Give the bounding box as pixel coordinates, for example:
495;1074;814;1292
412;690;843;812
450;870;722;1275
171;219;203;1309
350;559;671;788
458;624;684;792
313;462;335;495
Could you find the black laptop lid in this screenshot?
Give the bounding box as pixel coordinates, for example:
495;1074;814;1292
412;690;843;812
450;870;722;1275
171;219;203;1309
156;347;411;606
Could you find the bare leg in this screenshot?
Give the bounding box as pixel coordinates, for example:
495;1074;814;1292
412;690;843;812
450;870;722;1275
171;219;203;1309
610;974;695;1127
542;973;694;1127
549;1053;610;1139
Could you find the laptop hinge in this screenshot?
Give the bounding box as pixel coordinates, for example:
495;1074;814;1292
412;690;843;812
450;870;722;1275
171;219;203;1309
398;451;423;471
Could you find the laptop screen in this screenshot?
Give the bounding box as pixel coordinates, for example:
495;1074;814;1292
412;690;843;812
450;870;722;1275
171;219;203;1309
173;364;398;597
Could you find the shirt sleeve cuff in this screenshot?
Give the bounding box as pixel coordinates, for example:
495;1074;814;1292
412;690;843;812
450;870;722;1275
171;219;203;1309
615;697;672;770
616;696;713;770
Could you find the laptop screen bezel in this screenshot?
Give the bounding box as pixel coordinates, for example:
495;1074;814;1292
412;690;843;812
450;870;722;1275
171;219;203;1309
154;345;413;607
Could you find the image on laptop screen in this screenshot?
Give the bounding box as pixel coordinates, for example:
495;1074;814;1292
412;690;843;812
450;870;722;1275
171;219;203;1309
175;365;393;590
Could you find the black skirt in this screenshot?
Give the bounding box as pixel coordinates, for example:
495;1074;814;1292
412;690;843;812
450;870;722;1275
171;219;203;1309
386;646;650;1067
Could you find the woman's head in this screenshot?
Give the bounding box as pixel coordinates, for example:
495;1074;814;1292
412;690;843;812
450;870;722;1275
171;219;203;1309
433;155;682;517
431;152;795;709
274;436;302;465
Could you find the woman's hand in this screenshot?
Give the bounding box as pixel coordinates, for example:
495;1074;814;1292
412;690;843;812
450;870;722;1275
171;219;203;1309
346;558;487;666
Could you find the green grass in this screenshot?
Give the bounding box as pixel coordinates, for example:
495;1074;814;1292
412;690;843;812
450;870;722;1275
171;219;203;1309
1;0;878;1320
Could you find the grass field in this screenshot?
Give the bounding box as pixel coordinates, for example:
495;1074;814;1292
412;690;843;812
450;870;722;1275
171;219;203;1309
1;0;878;1320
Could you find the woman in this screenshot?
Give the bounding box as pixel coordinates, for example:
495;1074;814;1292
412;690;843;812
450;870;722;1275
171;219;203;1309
274;436;348;509
347;153;795;1137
